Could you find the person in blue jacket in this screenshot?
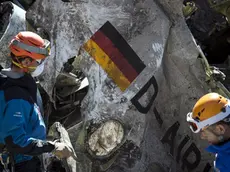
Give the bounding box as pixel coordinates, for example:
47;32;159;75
0;31;75;172
187;92;230;172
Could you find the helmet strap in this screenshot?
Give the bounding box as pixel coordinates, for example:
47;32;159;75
12;56;34;72
11;56;37;74
12;60;29;72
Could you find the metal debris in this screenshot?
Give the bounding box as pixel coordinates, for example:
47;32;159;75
45;122;78;172
0;1;26;68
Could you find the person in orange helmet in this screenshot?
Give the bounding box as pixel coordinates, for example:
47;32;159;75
8;30;50;76
0;31;75;172
187;92;230;172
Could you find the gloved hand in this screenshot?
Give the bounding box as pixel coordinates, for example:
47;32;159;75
52;142;77;160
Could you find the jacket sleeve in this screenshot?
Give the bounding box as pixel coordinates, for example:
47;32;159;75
2;99;55;156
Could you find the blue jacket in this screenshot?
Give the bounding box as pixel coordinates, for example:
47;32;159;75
206;140;230;172
0;70;54;164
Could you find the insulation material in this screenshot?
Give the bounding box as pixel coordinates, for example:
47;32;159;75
87;120;124;157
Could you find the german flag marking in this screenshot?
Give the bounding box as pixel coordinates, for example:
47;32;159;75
91;31;139;82
83;39;131;91
83;21;146;91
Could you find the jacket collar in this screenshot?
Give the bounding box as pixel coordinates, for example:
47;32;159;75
1;68;24;79
206;139;230;153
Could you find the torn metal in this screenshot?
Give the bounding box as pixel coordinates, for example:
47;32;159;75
44;122;78;172
26;0;217;171
0;1;26;68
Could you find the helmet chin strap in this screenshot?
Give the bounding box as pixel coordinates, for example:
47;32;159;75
12;60;28;72
12;60;36;73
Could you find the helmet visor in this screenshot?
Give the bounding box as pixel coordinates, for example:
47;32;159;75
188;122;199;133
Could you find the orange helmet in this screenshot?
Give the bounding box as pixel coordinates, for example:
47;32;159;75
187;93;230;133
9;31;50;60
